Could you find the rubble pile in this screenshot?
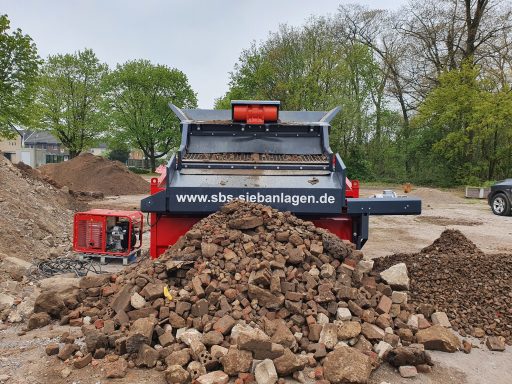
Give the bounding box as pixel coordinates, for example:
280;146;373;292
0;155;76;263
36;201;473;382
39;153;148;196
0;155;82;322
374;229;512;345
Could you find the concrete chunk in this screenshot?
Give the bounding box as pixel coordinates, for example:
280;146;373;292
254;359;278;384
126;317;155;353
380;263;410;290
431;311;451;328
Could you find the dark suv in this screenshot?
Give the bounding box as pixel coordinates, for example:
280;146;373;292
488;179;512;216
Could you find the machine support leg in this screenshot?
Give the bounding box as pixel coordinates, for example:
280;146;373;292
352;213;369;249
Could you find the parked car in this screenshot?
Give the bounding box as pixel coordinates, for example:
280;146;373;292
488;179;512;215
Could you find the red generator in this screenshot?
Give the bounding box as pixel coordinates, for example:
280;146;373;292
73;209;143;265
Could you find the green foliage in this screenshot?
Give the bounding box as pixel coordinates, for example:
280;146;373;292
103;60;197;171
216;17;405;182
413;63;512;185
128;166;150;174
481;180;497;188
0;14;40;137
35;49;108;157
107;143;130;163
5;2;508;187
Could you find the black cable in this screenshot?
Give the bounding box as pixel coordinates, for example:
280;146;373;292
28;256;105;280
146;213;161;228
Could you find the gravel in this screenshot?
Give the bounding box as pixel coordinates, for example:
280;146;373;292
374;229;512;344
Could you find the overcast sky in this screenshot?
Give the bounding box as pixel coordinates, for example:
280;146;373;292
2;0;406;108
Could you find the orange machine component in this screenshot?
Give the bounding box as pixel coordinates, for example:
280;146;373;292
232;104;279;124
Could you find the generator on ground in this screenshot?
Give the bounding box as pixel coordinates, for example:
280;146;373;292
73;209;143;264
141;100;422;258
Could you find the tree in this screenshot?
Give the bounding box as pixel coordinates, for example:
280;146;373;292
107;142;130;163
336;5;424;176
0;14;40;137
336;1;512;177
36;49;108;157
396;0;512;77
216;17;400;180
413;63;512;184
217;1;512;185
104;60;197;172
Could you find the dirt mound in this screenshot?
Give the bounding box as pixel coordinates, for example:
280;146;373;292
374;230;511;343
421;229;483;256
39;153;148;196
14;161;63;189
0;155;79;262
41;201;459;381
15;162;104;200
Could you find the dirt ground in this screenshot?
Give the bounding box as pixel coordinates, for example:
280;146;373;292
1;185;511;384
362;186;512;258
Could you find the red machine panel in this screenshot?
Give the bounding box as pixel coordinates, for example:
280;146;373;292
148;178;355;258
150;214;201;258
312;217;353;242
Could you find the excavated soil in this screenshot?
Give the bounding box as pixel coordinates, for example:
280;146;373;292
14;162;63;189
0;155;78;262
39;153;148;196
374;229;512;344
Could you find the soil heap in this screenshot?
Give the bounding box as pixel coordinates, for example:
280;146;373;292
374;229;512;344
39;153;148;196
0;154;76;263
37;201;468;382
14;161;63;189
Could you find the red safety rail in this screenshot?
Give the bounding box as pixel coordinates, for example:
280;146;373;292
73;209;143;256
345;178;360;198
155;164;167;186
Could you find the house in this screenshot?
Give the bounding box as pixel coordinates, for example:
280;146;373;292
89;143;108;156
0;135;22;162
127;149;150;168
1;129;70;167
21;130;70;163
130;149;145;160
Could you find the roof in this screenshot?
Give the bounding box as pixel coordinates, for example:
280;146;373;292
21;130;61;145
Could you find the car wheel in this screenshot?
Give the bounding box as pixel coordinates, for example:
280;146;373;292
491;193;510;216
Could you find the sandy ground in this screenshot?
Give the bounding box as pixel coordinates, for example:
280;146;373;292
361;186;512;258
1;185;511;384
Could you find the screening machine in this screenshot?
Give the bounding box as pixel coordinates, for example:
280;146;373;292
142;100;421;258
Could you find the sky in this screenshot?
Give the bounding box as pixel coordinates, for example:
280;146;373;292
1;0;406;108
